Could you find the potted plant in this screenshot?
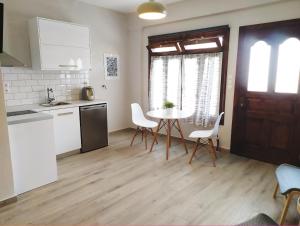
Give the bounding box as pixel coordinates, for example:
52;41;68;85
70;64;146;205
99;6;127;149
163;101;174;113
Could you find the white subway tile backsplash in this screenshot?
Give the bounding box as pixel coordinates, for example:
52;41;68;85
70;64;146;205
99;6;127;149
18;74;31;80
19;86;32;93
11;80;26;87
3;74;18;81
26;80;38;86
6;100;21;106
14;93;27;100
38;80;49;86
31;74;43;80
1;67;90;107
5;94;14;100
7;87;19;94
21;99;34;105
27;92;40;98
32;85;45;92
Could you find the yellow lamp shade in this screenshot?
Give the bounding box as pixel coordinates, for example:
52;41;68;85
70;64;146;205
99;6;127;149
137;0;167;20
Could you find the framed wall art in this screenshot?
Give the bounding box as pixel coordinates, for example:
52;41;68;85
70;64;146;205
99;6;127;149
104;54;119;80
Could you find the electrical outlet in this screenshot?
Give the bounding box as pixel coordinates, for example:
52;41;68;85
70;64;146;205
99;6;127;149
3;81;10;93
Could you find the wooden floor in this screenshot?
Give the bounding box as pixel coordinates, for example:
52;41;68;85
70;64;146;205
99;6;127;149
0;129;299;225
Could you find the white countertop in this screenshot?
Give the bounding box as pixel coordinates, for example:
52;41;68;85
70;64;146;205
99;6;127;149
6;99;107;113
7;112;53;125
6;100;107;125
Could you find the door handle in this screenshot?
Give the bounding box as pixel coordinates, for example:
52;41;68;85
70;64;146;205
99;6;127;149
239;97;246;109
57;112;74;116
81;105;106;111
59;65;78;68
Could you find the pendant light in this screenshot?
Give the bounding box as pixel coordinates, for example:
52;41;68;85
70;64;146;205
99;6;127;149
137;0;167;20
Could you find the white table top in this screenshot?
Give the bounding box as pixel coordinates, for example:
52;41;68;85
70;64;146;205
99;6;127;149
147;109;193;120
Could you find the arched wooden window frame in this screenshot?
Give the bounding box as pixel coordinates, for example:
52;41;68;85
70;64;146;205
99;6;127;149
147;25;230;124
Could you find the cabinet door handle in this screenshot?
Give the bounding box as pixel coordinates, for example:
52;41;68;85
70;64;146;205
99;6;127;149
57;112;74;116
58;65;78;68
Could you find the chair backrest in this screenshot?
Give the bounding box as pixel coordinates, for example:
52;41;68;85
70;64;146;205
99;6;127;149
212;112;224;137
131;103;146;124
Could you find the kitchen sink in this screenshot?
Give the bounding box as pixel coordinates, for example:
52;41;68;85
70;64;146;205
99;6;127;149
40;102;71;107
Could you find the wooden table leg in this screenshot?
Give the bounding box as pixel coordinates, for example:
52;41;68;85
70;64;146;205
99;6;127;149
166;119;171;160
150;119;163;152
176;119;188;154
169;120;173;147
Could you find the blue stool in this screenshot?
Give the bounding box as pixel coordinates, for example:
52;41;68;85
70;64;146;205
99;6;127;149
273;164;300;224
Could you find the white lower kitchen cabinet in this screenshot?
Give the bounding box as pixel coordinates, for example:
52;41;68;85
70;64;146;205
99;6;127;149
8;118;57;195
49;107;81;155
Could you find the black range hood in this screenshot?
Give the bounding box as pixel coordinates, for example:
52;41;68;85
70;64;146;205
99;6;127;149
0;3;24;67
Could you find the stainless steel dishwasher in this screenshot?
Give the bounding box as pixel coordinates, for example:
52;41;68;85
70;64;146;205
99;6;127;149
80;104;108;153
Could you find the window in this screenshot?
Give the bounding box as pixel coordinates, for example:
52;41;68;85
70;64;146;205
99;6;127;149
149;56;181;110
184;42;218;50
182;53;222;126
148;26;229;126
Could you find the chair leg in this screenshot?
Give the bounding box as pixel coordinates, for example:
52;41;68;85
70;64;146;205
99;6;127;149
211;139;217;159
130;127;139;146
189;139;200;164
141;129;144;141
208;139;216;167
150;120;163;153
150;128;158;144
216;136;220;152
279;193;293;225
144;129;148;149
176;119;188;154
273;182;279;199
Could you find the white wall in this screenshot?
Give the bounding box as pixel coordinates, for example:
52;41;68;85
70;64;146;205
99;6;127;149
0;72;14;202
0;0;131;202
127;0;300;149
3;0;131;132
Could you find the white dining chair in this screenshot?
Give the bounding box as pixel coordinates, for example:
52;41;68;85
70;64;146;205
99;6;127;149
131;103;158;149
188;112;224;166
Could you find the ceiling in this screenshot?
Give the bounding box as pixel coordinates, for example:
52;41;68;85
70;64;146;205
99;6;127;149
79;0;184;13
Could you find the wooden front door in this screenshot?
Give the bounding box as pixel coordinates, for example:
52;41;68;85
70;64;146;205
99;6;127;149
231;19;300;165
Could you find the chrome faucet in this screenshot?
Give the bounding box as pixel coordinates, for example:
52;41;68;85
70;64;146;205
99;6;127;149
47;88;55;104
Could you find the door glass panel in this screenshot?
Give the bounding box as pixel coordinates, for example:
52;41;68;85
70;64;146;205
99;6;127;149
247;41;271;92
275;38;300;94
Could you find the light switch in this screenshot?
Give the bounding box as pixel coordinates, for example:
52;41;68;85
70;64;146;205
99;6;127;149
3;81;10;93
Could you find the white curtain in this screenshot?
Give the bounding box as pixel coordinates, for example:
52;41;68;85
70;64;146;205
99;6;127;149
149;55;182;110
149;53;222;127
182;53;222;127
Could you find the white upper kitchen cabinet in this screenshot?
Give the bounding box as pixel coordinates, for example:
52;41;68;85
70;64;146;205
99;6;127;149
28;17;91;71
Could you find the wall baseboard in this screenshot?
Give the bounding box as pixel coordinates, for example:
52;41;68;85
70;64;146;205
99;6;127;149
56;128;230;160
56;149;81;160
0;196;17;208
125;127;230;151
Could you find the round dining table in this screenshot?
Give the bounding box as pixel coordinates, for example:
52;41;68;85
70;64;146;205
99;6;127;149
147;109;193;160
